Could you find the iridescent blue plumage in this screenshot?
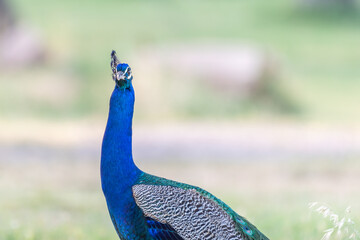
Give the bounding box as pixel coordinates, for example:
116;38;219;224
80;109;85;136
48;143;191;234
101;51;269;240
146;217;184;240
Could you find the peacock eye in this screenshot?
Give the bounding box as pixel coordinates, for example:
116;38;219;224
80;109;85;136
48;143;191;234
116;71;123;80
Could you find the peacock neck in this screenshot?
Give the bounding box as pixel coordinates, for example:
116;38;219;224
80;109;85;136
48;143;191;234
101;85;151;239
101;85;141;194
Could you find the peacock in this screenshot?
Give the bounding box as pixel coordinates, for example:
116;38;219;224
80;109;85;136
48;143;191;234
101;50;269;240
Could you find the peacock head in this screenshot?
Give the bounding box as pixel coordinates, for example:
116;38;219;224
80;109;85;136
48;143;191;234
111;50;133;90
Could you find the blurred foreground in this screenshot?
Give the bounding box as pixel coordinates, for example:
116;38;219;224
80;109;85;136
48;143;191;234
1;120;360;240
2;145;360;240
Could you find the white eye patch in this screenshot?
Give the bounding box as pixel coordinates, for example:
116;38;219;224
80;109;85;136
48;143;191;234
116;67;132;81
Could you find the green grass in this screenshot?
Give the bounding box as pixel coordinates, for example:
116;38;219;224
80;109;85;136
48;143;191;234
0;0;359;122
1;159;360;240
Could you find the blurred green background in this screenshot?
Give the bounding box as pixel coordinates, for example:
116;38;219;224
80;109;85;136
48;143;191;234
1;0;360;239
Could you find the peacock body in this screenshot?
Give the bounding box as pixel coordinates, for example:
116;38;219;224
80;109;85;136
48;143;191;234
101;51;269;240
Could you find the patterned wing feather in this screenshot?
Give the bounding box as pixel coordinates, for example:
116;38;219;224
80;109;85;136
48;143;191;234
133;184;248;240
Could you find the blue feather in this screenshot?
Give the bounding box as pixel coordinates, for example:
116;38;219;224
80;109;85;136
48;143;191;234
146;217;184;240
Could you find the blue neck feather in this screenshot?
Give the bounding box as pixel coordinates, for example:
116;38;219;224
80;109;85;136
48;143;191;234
101;84;140;191
101;84;149;238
